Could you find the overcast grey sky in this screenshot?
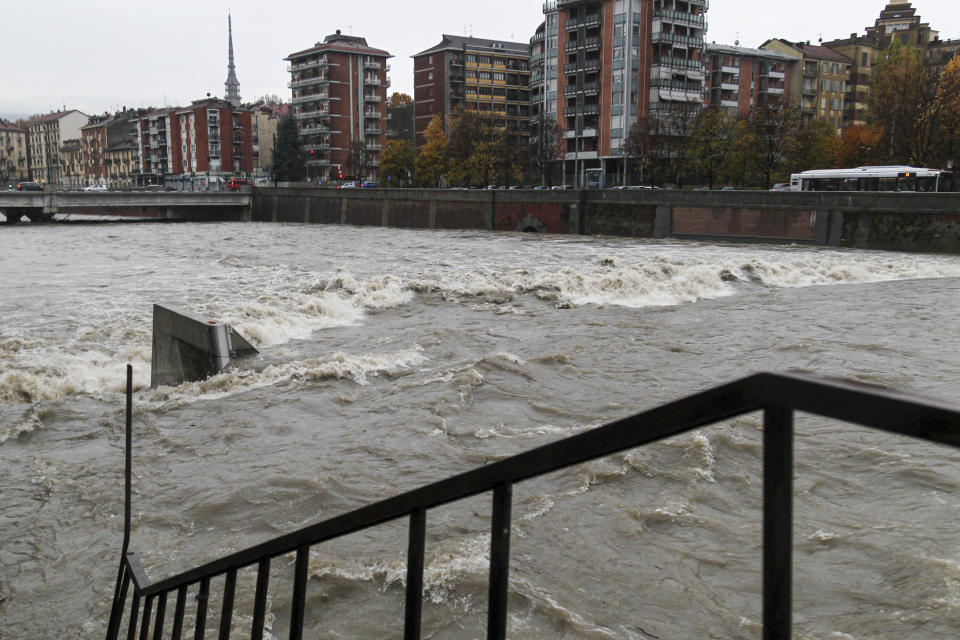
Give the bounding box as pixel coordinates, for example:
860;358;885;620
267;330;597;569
2;0;957;120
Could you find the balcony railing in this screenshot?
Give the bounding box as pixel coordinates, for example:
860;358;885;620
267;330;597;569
288;58;329;73
105;369;960;640
363;94;382;102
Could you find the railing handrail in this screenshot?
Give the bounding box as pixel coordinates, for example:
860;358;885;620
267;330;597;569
107;370;960;639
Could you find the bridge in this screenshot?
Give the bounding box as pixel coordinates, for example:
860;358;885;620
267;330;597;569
0;190;251;223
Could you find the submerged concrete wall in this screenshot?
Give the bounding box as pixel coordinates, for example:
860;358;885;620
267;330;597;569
151;304;258;387
252;188;960;253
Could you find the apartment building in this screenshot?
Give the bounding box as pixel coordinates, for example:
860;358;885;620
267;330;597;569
0;119;29;184
25;110;90;185
286;30;391;183
81;110;141;187
413;35;531;149
61;139;85;188
821;35;877;129
704;44;795;116
104;140;139;188
865;2;938;50
762;39;850;133
531;0;708;186
134;99;256;186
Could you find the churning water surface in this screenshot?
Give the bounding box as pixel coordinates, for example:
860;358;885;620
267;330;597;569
2;222;960;639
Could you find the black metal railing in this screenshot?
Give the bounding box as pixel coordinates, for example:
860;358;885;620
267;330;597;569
105;369;960;640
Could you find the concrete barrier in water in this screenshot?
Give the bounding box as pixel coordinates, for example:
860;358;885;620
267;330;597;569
151;304;258;387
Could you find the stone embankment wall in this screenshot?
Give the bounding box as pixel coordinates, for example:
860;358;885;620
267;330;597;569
252;188;960;253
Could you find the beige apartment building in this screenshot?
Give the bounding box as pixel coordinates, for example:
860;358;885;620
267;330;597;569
762;39;850;133
25;110;90;185
0;119;29;184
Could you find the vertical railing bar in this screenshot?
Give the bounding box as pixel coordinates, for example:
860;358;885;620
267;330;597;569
487;482;513;640
170;584;188;640
289;545;310;640
219;568;238;640
194;577;210;640
123;364;133;557
404;507;427;640
152;592;167;640
125;592;141;640
251;558;271;640
763;406;794;640
106;563;130;640
138;595;154;640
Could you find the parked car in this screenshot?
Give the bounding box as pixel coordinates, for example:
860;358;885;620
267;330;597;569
16;181;43;191
226;178;251;191
360;181;378;188
338;181;358;189
770;183;792;191
83;184;107;191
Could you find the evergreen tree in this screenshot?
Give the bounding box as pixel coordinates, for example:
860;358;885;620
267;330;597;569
272;115;305;182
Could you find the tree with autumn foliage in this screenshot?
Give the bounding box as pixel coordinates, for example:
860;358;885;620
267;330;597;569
414;114;446;187
379;139;415;187
389;93;413;107
870;40;937;165
834;125;885;168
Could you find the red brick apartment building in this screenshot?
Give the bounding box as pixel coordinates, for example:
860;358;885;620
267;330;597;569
412;35;531;149
531;0;708;187
703;43;795;116
286;31;391;183
134;98;256;186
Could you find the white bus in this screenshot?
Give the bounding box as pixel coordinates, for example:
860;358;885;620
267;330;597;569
789;166;954;193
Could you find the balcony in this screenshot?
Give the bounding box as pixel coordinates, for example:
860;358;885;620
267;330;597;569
303;142;331;152
364;110;380;119
301;124;331;134
292;93;329;105
289;75;329;89
365;143;382;151
364;94;382;102
364;126;383;136
295;108;330;119
563;82;600;96
364;76;381;86
653;9;707;29
651;32;703;47
288;58;329;72
562;104;600;117
364;60;382;70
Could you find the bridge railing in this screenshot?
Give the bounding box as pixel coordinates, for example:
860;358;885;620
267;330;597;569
105;368;960;640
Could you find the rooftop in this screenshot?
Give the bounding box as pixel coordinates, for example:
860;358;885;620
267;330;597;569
414;34;531;58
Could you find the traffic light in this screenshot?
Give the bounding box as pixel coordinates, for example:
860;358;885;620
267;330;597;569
338;172;343;179
308;149;316;157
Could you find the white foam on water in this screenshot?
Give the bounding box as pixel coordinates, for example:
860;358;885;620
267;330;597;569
140;345;427;410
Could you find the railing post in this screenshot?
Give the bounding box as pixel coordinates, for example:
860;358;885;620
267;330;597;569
251;558;271;640
171;584;187;640
105;563;130;640
487;482;513;640
290;545;310;640
219;568;237;640
763;406;794;640
194;577;210;640
404;507;427;640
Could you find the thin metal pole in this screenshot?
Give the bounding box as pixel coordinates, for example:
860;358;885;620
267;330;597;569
487;482;512;640
763;406;794;640
123;364;133;557
404;507;426;640
106;565;130;640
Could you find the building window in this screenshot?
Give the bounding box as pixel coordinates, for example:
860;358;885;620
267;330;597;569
428;55;433;64
428;72;433;81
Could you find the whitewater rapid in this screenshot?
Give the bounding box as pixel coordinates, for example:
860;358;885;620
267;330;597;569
2;222;960;639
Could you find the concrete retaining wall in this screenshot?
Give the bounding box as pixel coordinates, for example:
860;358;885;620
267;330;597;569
248;187;960;254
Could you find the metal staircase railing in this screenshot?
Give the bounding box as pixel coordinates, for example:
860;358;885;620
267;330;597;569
105;367;960;640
